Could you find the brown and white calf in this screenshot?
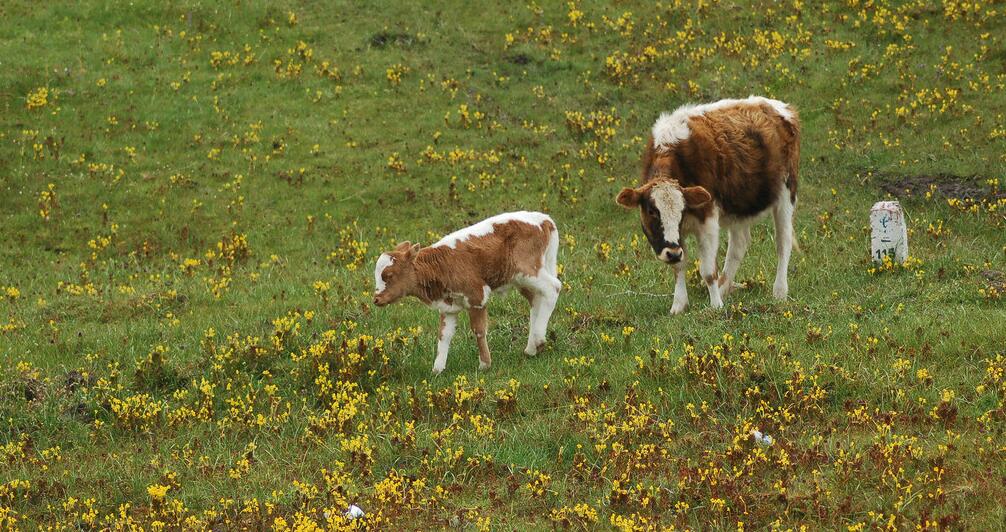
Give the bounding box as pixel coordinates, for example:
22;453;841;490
615;96;800;313
373;212;561;374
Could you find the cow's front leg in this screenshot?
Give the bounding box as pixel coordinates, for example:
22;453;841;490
468;307;491;370
697;221;723;309
433;312;458;375
670;259;689;314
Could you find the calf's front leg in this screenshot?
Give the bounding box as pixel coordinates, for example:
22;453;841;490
433;312;458;375
468;307;491;370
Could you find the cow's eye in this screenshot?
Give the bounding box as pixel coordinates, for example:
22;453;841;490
646;205;659;217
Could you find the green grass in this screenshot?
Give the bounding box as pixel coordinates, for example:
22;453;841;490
2;0;1006;529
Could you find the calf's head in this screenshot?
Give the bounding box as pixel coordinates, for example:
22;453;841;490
373;241;421;306
615;179;711;264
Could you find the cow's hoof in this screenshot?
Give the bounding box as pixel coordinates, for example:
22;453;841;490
773;285;788;300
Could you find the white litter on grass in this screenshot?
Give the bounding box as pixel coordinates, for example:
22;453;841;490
751;430;774;447
345;504;365;519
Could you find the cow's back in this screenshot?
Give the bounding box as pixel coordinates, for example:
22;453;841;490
669;100;799;218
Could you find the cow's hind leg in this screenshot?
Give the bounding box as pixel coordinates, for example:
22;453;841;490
697;219;724;309
772;190;795;300
719;223;752;297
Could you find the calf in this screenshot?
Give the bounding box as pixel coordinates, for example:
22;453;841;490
615;96;800;313
373;211;561;374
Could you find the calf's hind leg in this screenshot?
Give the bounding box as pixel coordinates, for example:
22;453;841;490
521;275;560;356
468;307;492;370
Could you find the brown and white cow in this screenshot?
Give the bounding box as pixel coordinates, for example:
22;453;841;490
615;96;800;313
373;211;561;374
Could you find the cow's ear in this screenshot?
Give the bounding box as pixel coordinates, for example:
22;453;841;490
615;187;642;208
682;186;712;208
393;241;413;253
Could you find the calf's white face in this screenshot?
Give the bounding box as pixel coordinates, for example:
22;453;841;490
373;242;420;306
374;253;393;293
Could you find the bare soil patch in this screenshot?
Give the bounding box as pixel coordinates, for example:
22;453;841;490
878;173;1002;201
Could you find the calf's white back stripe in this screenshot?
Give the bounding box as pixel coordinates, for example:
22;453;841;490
432;211;552;249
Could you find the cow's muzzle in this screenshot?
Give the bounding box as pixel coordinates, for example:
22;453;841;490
658;243;682;264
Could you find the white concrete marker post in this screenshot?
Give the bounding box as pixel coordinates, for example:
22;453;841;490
870;201;909;263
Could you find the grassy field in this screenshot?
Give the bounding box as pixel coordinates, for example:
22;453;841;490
2;0;1006;529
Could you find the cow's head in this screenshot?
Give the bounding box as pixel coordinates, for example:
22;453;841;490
615;179;711;264
373;241;421;306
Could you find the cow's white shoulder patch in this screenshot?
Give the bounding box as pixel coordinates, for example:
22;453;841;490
374;253;393;293
652;96;794;148
651;108;696;149
746;96;795;123
432;211;552;249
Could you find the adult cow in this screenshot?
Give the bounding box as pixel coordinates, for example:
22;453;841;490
615;96;800;314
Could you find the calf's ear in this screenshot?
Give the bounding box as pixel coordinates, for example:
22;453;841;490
615;187;642;208
407;243;421;259
393;241;413;253
682;186;712;208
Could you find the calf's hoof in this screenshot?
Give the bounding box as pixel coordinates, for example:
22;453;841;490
670;302;688;315
432;364;446;376
524;340;545;356
479;361;491;370
719;278;742;297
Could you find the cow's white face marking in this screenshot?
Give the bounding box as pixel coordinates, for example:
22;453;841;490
374;253;393;294
650;182;685;246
